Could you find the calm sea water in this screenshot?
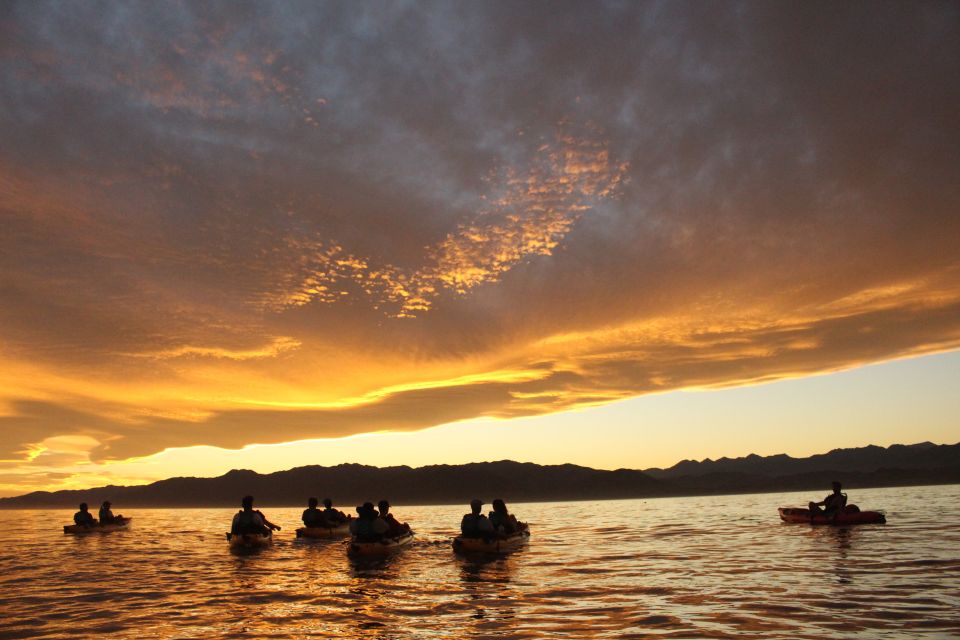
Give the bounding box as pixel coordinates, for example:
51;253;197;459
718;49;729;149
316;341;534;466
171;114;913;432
1;485;958;639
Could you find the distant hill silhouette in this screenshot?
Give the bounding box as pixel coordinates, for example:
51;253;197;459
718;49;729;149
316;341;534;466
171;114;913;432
0;461;669;508
1;442;957;508
640;441;960;494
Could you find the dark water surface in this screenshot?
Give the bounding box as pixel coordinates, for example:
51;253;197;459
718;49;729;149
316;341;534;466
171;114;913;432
1;485;959;638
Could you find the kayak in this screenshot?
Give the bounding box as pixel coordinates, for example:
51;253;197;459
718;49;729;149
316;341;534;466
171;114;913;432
63;517;132;534
778;506;886;525
226;531;273;549
453;528;530;554
348;531;414;556
296;522;351;539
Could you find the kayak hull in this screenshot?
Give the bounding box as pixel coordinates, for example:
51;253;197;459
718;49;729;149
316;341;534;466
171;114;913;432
779;507;886;525
454;529;530;554
348;531;414;556
296;523;350;539
226;532;273;549
63;518;132;534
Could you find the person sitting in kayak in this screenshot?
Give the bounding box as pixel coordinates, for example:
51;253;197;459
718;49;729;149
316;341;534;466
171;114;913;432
377;500;411;536
321;498;348;525
808;481;848;517
350;502;388;541
74;503;97;528
232;495;281;535
98;501;125;525
460;499;495;538
489;499;524;534
302;497;325;527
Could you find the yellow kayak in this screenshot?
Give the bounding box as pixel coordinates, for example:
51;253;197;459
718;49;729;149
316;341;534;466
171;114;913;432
63;517;132;534
348;531;414;556
296;522;351;539
226;531;272;549
453;529;530;554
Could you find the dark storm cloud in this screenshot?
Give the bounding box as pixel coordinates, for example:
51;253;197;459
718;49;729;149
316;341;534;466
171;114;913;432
1;1;959;470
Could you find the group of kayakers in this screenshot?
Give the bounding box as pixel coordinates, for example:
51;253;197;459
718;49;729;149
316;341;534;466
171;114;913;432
224;495;524;542
70;481;864;536
72;501;126;528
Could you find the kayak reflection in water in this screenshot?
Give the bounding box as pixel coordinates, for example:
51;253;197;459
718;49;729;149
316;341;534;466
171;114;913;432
231;495;281;535
808;481;848;517
98;501;124;525
489;499;526;534
377;500;411;536
460;499;495;538
349;502;388;541
73;503;97;528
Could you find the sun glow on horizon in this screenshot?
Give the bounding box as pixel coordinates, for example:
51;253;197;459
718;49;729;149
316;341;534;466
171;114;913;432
2;350;957;498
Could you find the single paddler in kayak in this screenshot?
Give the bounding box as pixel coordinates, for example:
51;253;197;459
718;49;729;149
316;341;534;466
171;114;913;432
779;481;886;525
809;481;847;518
454;498;529;553
228;495;281;548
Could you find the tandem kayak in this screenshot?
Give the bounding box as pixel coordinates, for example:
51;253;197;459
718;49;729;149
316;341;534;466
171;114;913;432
348;531;414;556
296;522;351;539
63;517;132;534
453;528;530;554
779;506;886;525
226;531;273;549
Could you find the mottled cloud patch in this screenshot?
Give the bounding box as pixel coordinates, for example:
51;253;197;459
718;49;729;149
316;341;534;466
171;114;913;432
258;123;627;317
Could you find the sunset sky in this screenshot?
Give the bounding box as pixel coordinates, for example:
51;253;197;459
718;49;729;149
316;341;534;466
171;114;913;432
1;2;958;497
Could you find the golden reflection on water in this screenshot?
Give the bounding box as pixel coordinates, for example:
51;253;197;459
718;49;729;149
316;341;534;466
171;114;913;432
1;487;959;638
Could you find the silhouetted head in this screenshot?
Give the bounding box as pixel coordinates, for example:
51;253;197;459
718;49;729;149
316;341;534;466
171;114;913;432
308;497;318;508
79;503;88;511
377;500;390;515
492;499;507;513
323;498;332;508
470;498;483;514
832;481;842;493
358;501;376;518
242;495;254;510
101;501;111;509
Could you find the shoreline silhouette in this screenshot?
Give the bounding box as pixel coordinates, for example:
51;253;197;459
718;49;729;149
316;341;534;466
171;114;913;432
2;441;957;509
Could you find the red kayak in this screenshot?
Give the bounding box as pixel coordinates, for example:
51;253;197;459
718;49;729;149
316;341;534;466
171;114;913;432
779;506;886;525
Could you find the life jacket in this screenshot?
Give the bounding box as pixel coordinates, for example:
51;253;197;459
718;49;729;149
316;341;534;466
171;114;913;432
322;508;344;522
489;511;515;533
461;513;484;536
236;510;260;527
355;517;377;537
